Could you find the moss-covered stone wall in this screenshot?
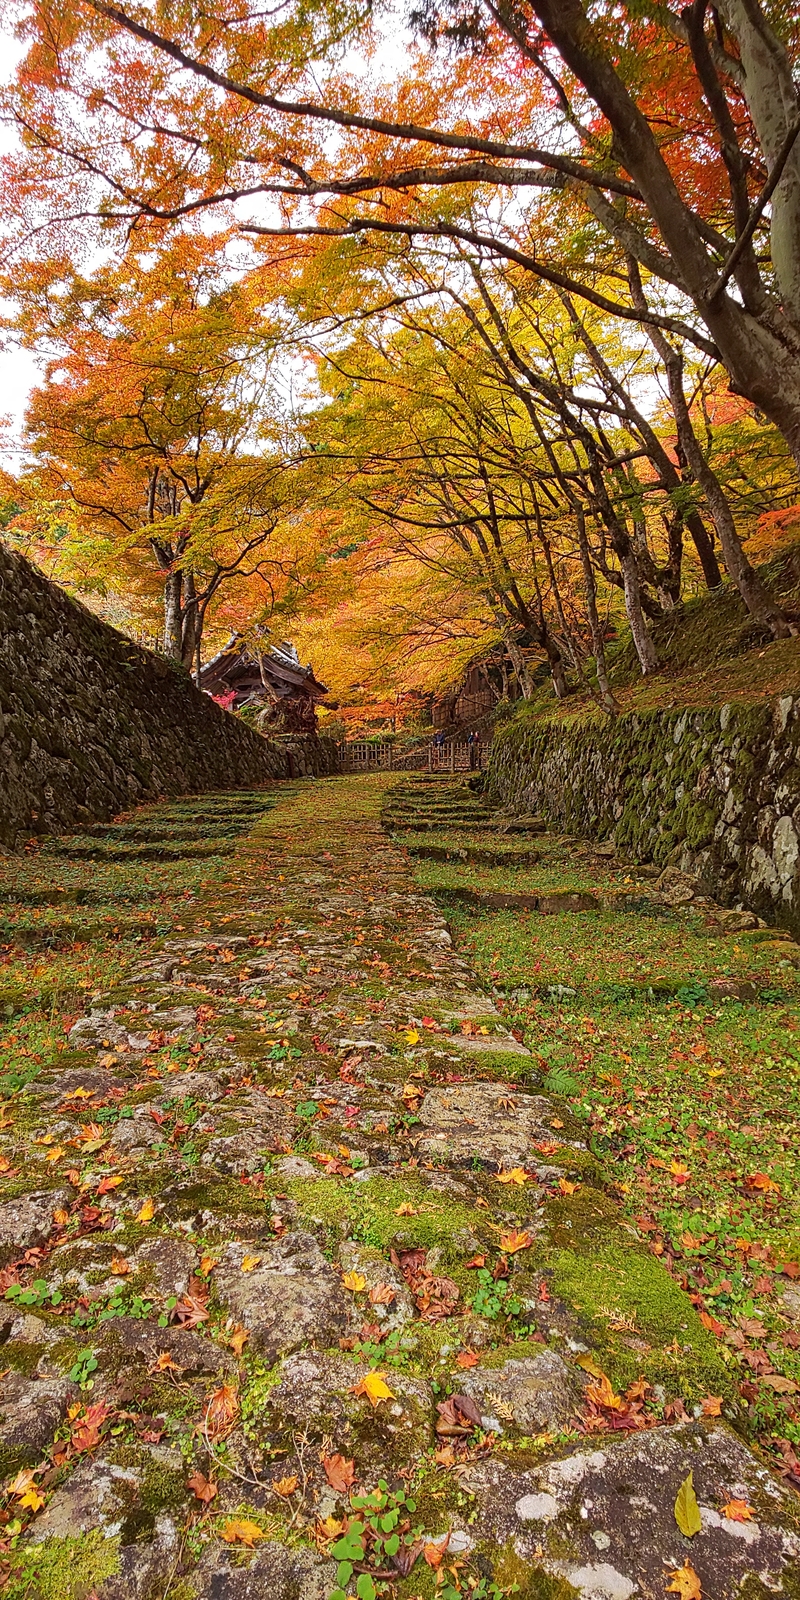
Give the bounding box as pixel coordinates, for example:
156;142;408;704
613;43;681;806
0;541;339;850
488;698;800;932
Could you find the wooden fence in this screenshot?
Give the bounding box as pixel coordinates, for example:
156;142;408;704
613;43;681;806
340;740;489;773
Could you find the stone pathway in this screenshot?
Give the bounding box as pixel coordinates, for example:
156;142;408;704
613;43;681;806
0;775;798;1599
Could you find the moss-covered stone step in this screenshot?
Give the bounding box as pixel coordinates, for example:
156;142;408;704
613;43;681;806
404;842;542;865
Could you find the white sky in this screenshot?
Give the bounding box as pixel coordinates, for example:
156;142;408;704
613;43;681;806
0;27;40;467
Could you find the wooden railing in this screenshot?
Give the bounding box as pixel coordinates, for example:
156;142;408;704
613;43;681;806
340;740;489;773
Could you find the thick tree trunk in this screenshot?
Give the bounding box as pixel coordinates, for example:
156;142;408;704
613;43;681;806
528;0;800;468
685;509;722;589
163;571;183;661
716;0;800;328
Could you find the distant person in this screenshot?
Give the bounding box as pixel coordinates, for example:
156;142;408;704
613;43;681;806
468;730;478;769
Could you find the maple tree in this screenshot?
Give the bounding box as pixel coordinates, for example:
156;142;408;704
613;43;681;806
8;238;316;671
3;0;800;468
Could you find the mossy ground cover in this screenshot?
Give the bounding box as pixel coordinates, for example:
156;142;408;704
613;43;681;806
0;773;797;1598
507;545;800;723
396;790;800;1482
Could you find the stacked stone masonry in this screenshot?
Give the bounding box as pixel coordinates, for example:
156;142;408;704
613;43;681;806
0;541;338;850
488;699;800;934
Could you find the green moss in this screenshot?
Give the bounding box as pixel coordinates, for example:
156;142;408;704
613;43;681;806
287;1174;484;1260
542;1195;733;1399
491;1546;578;1599
5;1529;121;1600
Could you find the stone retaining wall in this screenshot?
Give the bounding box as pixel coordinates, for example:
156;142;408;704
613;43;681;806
0;540;339;850
488;698;800;932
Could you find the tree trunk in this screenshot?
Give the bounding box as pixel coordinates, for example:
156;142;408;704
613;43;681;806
527;0;800;468
505;636;536;698
664;360;796;637
620;550;659;674
163;571;183;661
577;513;618;715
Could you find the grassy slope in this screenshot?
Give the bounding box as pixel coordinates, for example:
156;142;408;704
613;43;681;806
516;544;800;725
394;800;800;1483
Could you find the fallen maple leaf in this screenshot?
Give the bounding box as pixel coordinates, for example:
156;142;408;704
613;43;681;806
394;1202;418;1216
748;1171;780;1194
350;1370;395;1407
19;1486;45;1512
405;1030;420;1045
558;1177;579;1196
220;1519;266;1548
240;1254;262;1273
586;1372;625;1412
7;1468;36;1497
342;1270;366;1292
273;1475;298;1497
368;1283;395;1305
96;1175;123;1194
666;1560;702;1599
204;1383;240;1440
323;1453;356;1492
464;1254;486;1269
496;1167;529;1186
110;1256;130;1276
44;1147;64;1163
199;1255;218;1276
187;1470;217;1504
499;1228;533;1254
423;1535;450;1569
720;1498;753;1522
173;1293;210;1329
52;1207;69;1225
228;1324;249;1356
136;1198;155;1223
456;1349;480;1369
152;1351;180;1372
700;1395;723;1416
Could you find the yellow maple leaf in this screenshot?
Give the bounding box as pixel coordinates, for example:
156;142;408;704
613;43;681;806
110;1256;130;1276
199;1255;218;1276
342;1270;366;1292
394;1202;417;1216
19;1486;45;1512
666;1560;702;1599
136;1198;155;1223
496;1167;529;1186
404;1029;420;1046
44;1147;64;1163
558;1178;579;1196
240;1255;262;1273
351;1370;395;1408
220;1519;266;1548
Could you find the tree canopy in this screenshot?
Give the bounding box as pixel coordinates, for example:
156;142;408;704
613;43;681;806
1;0;800;708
